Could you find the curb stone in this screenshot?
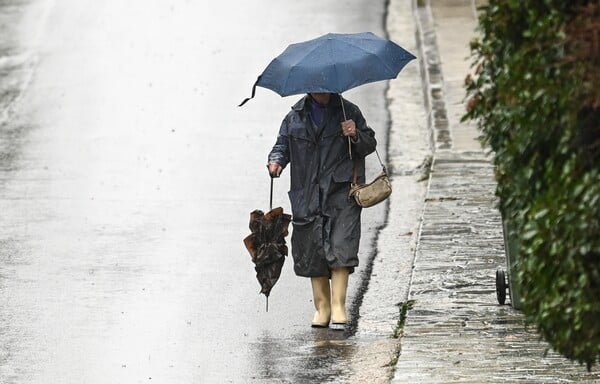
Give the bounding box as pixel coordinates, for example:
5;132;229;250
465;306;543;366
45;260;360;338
413;1;451;151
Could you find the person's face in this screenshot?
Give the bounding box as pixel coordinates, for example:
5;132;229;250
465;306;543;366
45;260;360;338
310;93;331;105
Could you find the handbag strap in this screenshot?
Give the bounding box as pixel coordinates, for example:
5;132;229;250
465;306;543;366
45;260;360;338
374;148;386;171
352;148;386;185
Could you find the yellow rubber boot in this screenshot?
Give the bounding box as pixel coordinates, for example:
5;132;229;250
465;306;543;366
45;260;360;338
330;268;349;330
310;277;331;328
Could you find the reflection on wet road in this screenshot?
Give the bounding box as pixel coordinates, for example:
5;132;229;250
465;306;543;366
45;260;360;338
0;0;388;382
250;330;356;383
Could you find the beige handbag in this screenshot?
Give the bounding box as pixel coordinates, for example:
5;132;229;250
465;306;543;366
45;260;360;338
349;149;392;208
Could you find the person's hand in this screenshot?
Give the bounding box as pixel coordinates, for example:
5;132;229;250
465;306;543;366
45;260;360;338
341;119;357;138
267;162;283;178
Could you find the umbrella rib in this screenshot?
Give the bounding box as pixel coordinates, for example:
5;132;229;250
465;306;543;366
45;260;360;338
337;39;402;77
330;41;340;94
281;42;332;95
327;38;411;92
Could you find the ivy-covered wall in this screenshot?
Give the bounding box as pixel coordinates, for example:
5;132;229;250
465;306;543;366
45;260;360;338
464;1;599;370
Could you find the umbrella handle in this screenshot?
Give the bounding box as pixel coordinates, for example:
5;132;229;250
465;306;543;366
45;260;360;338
339;94;352;160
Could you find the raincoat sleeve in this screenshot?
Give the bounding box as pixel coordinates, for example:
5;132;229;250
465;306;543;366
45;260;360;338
349;106;377;157
267;118;290;167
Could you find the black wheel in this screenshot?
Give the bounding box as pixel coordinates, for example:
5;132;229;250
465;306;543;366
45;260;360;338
496;269;507;305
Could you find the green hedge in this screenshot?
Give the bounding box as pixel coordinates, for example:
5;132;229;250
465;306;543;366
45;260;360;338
464;1;600;370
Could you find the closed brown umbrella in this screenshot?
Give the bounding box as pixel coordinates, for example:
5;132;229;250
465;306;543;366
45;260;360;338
243;189;292;311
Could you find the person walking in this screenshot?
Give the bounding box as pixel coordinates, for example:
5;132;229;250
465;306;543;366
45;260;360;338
267;92;376;330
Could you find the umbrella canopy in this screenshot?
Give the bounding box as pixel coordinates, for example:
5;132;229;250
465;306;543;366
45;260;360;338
239;32;416;105
243;207;292;311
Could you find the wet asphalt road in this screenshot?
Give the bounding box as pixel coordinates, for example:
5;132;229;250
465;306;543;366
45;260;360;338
0;0;390;382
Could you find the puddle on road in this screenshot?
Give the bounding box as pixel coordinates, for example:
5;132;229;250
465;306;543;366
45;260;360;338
248;329;358;383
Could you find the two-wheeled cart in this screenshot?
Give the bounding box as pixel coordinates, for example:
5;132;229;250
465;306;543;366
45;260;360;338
495;218;522;309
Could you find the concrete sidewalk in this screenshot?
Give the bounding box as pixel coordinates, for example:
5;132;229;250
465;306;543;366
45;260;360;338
391;1;600;382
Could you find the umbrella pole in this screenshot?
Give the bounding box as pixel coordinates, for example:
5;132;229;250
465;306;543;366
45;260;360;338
339;94;352;160
348;136;352;160
270;176;273;211
266;296;269;312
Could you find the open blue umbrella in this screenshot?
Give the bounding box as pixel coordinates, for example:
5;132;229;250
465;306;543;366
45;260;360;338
239;32;415;106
